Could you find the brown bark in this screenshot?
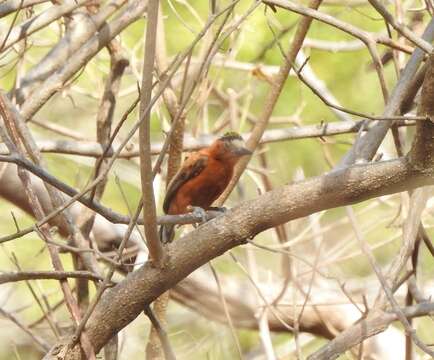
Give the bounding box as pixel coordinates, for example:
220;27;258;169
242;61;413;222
55;154;434;358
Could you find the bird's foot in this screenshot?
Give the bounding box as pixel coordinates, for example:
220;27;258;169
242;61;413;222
187;206;208;227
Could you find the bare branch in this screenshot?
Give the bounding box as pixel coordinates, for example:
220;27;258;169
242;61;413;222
217;0;324;205
0;0;90;52
0;0;48;18
18;0;145;120
339;18;434;166
307;302;434;360
139;0;164;266
13;0;128;103
56;154;434;358
346;205;434;358
309;48;434;360
0;308;50;352
0;271;104;284
0;94;96;359
368;0;433;53
143;306;176;360
0;120;416;158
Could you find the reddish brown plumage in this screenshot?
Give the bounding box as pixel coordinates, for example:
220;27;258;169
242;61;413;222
160;132;251;243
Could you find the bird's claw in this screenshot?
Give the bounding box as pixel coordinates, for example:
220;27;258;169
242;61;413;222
187;206;208;226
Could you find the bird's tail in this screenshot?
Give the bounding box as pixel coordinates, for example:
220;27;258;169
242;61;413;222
159;224;175;244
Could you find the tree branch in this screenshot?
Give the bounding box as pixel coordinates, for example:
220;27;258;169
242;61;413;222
0;271;104;284
57;154;434;358
308;52;434;360
307;302;434;360
0;0;90;52
217;0;323;205
0;120;415;158
139;0;164;266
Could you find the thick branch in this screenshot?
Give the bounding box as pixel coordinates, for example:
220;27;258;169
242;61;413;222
307;303;434;360
409;52;434;167
60;156;434;358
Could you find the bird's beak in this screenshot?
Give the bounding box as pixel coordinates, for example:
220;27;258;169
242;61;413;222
234;147;253;156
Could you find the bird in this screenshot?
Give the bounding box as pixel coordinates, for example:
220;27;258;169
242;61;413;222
159;131;252;244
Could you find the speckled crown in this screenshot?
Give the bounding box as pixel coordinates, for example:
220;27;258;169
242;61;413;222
219;131;243;141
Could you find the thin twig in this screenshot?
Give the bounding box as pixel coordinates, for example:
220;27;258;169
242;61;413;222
0;270;104;284
368;0;433;53
0;308;50;352
346;206;434;358
0;95;96;359
209;262;244;359
216;0;324;205
143;306;176;360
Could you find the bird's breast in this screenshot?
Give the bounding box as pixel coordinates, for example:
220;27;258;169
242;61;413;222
172;159;233;213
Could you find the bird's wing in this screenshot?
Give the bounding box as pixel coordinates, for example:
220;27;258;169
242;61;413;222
162;152;208;214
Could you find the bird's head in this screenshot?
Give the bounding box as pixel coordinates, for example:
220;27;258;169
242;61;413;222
210;131;252;162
